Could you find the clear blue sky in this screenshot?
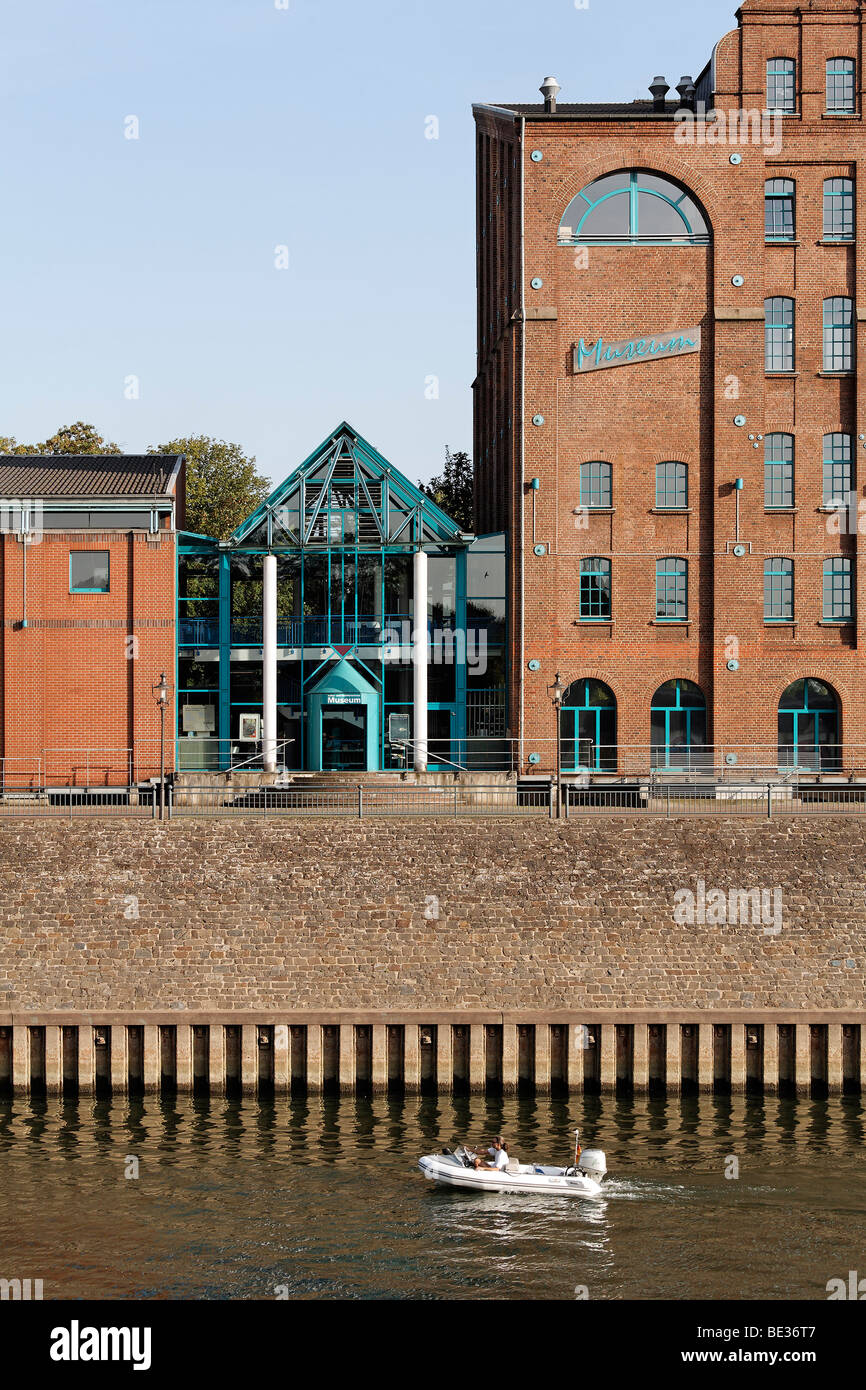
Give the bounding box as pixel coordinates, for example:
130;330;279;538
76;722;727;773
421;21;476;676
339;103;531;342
0;0;734;487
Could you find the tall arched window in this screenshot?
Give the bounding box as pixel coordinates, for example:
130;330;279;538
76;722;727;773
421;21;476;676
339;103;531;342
764;433;794;508
764;557;794;621
765;297;795;372
823;433;853;505
579;460;612;508
826;57;855;114
579;557;611;620
823;178;854;240
767;57;796;112
650;679;708;770
561;678;616;771
823;297;854;372
765;178;795;242
655;461;688;509
655;557;688;620
778;678;840;770
558;169;709;245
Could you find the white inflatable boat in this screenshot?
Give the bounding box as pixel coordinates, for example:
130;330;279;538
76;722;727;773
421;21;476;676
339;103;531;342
418;1131;607;1197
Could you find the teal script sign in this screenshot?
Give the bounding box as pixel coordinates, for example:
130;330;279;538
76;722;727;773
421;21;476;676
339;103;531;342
573;326;701;373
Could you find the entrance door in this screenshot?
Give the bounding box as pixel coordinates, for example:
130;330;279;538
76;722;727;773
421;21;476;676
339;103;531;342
427;707;455;768
321;706;367;770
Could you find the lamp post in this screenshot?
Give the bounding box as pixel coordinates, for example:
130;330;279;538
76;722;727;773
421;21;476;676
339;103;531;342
548;670;564;819
152;671;171;820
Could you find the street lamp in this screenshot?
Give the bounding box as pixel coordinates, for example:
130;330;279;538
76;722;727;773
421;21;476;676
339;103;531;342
548;671;565;818
152;671;171;820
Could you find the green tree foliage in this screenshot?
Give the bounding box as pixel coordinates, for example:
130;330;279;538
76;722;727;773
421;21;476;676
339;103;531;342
0;420;120;455
419;447;473;530
149;435;270;540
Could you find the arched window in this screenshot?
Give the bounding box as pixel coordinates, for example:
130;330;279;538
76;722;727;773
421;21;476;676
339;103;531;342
765;179;795;242
765;297;795;372
579;460;612;508
655;557;687;620
826;57;855;114
764;557;793;621
650;679;707;770
823;297;854;372
558;169;709;246
655;461;688;509
823;178;854;240
823;557;853;620
778;678;840;770
561;678;616;771
823;433;853;505
764;434;794;508
767;57;796;112
579;557;611;620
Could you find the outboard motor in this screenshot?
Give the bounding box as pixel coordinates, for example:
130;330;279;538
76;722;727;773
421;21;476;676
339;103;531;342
577;1149;607;1183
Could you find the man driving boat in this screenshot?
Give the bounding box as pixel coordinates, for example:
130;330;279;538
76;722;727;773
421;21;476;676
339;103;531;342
472;1136;508;1170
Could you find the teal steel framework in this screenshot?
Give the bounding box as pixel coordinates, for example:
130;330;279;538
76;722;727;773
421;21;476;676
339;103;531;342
176;423;507;772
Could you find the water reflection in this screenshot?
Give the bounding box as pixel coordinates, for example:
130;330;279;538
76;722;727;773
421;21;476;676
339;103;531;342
0;1092;863;1300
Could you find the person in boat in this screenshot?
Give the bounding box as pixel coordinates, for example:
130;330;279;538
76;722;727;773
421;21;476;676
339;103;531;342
473;1136;508;1170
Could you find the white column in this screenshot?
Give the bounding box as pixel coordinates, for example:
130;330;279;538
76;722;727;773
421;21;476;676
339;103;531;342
413;548;428;771
262;553;278;773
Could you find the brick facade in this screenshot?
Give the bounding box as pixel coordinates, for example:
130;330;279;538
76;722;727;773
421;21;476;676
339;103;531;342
474;0;866;769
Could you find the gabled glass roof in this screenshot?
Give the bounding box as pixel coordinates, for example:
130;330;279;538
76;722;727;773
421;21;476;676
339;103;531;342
231;422;468;548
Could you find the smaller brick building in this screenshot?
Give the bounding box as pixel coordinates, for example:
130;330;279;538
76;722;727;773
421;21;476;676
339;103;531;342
0;455;184;787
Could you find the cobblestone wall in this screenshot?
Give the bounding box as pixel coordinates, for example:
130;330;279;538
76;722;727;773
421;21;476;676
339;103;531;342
0;818;863;1014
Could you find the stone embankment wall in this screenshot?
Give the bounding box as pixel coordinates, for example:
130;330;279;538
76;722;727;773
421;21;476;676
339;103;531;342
0;818;863;1015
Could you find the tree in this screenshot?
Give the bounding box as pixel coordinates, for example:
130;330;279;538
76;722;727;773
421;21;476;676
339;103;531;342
419;447;473;530
0;421;120;455
149;435;270;540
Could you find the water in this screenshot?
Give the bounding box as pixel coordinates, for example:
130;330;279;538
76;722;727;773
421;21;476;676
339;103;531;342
1;1092;863;1301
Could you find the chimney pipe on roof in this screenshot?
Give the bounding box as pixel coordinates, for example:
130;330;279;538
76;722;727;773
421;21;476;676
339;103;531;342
539;75;561;113
676;74;696;110
649;75;670;111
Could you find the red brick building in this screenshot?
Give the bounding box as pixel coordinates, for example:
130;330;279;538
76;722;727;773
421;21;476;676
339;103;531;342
0;456;183;788
474;0;866;776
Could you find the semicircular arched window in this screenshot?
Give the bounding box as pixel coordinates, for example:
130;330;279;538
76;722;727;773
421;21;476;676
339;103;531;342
559;169;710;246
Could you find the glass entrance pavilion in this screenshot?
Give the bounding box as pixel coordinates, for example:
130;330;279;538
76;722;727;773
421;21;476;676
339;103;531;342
176;423;507;773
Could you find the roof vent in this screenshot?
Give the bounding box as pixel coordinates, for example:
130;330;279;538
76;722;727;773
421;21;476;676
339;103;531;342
539;75;561;113
676;74;696;109
648;75;670;111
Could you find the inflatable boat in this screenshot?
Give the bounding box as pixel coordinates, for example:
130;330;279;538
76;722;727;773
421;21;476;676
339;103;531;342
418;1131;607;1197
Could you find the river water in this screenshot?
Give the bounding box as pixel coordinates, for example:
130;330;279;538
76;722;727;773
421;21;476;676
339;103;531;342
1;1092;863;1301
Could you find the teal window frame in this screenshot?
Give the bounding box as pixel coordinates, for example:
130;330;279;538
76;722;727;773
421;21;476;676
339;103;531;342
764;557;793;621
823;433;853;505
826;57;855;114
559;169;710;246
560;678;617;772
69;549;110;593
764;178;795;242
823;557;853;620
823;297;854;372
650;678;708;771
655;460;688;509
765;297;795;372
579;556;611;620
823;178;854;240
655;556;687;620
778;678;840;771
579;460;612;508
767;57;796;112
764;433;794;508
